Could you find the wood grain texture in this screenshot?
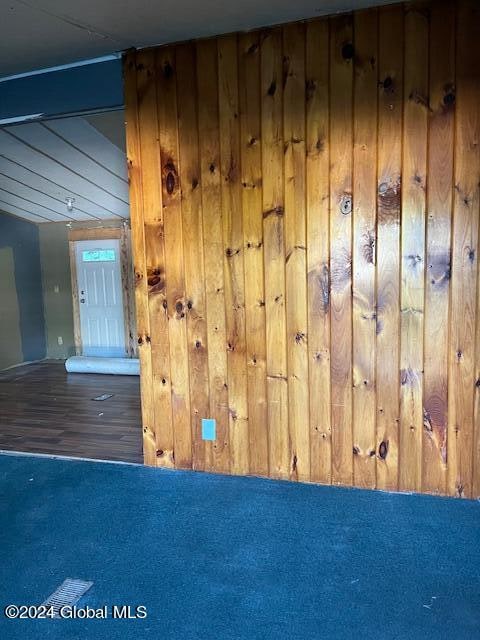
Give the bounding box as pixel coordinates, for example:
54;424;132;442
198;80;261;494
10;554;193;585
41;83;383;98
423;0;455;494
124;49;157;465
329;14;354;486
124;0;480;496
239;31;269;477
196;39;230;474
283;22;309;482
375;6;403;492
218;35;249;476
449;0;480;498
306;19;331;484
121;226;138;358
156;47;192;469
399;4;428;492
176;43;210;471
261;28;290;479
352;9;378;488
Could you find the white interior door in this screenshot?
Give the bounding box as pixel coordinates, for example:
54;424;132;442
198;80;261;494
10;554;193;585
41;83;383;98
75;239;126;358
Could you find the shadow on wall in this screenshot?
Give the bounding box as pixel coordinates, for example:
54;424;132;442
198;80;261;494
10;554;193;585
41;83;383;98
38;222;76;360
0;211;46;370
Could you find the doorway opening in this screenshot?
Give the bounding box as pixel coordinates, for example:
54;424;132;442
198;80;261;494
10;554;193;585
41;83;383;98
69;227;136;359
0;109;142;464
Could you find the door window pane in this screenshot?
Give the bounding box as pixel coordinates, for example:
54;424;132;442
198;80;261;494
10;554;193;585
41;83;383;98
82;249;116;262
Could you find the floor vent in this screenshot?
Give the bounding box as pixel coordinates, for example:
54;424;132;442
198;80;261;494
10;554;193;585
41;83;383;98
42;578;93;617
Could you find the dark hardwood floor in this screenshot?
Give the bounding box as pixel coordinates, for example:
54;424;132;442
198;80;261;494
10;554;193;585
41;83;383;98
0;361;142;463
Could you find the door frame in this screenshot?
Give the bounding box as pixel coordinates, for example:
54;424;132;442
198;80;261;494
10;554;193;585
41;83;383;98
68;225;137;358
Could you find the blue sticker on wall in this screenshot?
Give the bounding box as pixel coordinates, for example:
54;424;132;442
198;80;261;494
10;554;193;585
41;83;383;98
201;418;216;441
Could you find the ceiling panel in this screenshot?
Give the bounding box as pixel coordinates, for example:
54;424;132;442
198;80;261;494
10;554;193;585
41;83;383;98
0;173;90;221
0;188;69;222
8;122;129;198
0;198;49;224
0;156;116;220
45;118;126;177
0;113;129;223
1;0;395;78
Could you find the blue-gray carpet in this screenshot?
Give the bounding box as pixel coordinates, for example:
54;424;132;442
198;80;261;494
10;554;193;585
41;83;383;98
0;453;479;640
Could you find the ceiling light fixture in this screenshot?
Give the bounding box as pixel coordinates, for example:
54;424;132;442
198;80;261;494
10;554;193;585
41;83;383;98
65;197;75;212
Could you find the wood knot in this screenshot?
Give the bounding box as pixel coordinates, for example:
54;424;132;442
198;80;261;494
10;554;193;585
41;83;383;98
443;91;455;107
400;367;417;386
291;454;297;472
341;42;355;60
409;89;430;110
147;275;161;286
378;179;401;222
382;75;393;91
163;60;173;79
362;230;375;265
306;78;316;101
263;205;284;219
353;446;360;455
423;408;433;432
295;331;306;344
407;254;422;268
267;79;277;96
175;301;184;317
378;440;389;460
340;194;352;215
166;171;175;195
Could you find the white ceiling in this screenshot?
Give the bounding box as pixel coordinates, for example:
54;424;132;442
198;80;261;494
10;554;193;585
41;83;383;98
1;0;394;78
0;112;129;223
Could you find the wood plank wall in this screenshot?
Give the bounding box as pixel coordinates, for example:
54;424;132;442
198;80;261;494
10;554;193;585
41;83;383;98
124;0;480;497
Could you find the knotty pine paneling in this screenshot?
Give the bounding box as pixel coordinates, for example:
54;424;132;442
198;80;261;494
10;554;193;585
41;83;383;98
124;0;480;497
